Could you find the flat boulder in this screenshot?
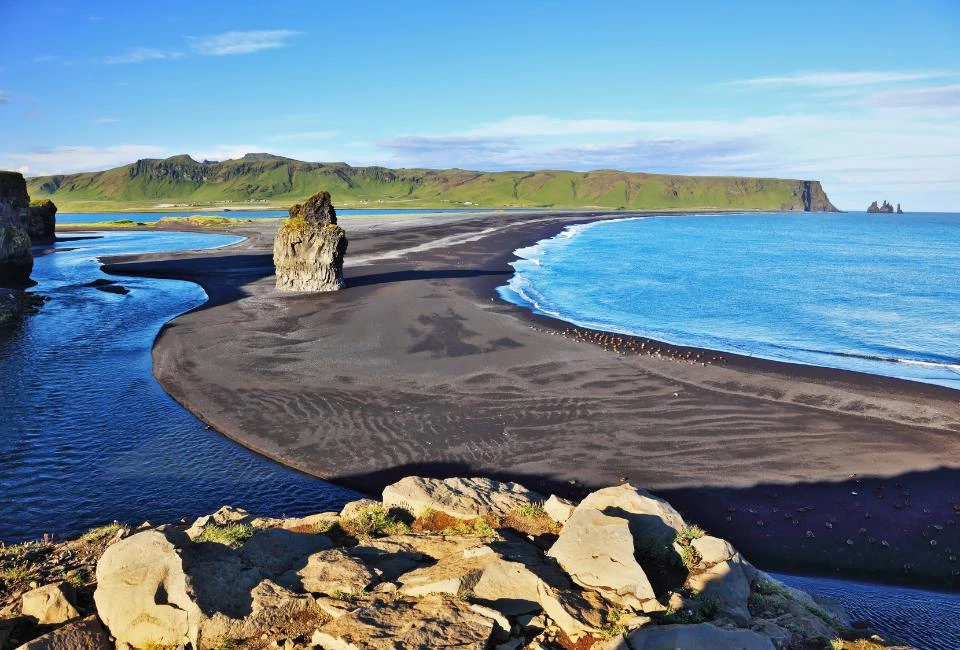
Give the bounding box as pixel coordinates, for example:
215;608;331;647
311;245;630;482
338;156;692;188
685;556;754;625
382;476;543;519
94;528;194;648
15;616;110;650
621;622;775;650
691;535;737;565
237;528;332;577
543;495;575;524
273;191;347;292
311;594;494;650
281;548;378;596
547;508;655;610
20;582;79;625
576;484;687;546
95;527;317;649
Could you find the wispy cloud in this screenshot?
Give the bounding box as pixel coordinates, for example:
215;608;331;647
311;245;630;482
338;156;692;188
379;134;759;172
265;130;338;142
90;117;120;124
468;116;650;137
0;90;9;104
190;30;300;56
725;70;955;88
188;144;269;161
101;48;183;64
861;83;960;109
1;145;168;176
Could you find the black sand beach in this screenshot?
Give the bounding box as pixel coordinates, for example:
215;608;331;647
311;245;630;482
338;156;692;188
101;211;960;588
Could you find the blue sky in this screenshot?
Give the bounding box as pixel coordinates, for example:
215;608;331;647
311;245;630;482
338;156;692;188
0;0;958;210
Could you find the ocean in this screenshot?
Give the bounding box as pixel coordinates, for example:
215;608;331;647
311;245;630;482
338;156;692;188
499;212;960;390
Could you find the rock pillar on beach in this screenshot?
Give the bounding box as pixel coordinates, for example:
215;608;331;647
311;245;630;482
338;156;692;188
28;198;57;245
273;191;348;292
0;171;34;285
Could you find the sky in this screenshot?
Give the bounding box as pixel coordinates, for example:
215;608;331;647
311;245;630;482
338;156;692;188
0;0;958;210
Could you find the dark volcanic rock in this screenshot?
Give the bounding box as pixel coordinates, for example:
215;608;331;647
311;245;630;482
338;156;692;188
28;199;57;245
867;200;895;214
0;171;34;285
273;191;348;292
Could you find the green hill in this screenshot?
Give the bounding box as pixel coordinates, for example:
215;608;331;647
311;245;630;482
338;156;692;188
23;153;838;213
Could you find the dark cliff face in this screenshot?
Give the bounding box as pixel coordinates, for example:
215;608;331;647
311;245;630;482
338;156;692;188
0;171;34;285
27;199;57;245
803;181;839;212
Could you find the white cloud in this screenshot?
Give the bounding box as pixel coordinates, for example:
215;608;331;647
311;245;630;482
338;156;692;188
468;115;652;137
860;83;960;109
90;117;120;124
188;145;269;161
264;130;338;142
0;90;9;104
1;145;168;176
101;48;183;64
191;30;300;56
725;70;956;88
17;166;29;174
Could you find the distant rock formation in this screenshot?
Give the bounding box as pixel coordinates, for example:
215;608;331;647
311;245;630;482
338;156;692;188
0;171;34;285
867;200;897;214
273;191;348;292
27;199;57;245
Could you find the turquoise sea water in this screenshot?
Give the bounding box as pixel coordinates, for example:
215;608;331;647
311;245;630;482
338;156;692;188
499;212;960;390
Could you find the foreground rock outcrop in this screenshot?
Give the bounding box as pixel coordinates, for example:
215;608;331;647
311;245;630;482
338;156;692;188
4;477;915;650
27;200;56;246
273;191;348;292
0;172;34;285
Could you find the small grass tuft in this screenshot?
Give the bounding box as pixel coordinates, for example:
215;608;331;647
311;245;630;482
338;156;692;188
341;506;409;539
679;544;701;570
79;522;123;544
195;523;254;548
675;525;706;545
513;503;546;518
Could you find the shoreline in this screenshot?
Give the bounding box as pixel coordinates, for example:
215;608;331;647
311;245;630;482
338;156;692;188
98;210;960;590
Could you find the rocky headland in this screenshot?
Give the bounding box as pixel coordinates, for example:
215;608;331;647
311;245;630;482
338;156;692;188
0;476;913;650
273;192;348;292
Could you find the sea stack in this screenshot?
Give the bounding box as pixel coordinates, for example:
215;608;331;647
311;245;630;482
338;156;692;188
28;198;57;245
0;171;34;284
273;191;348;292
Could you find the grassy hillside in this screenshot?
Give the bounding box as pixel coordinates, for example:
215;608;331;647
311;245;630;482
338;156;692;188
23;153;838;213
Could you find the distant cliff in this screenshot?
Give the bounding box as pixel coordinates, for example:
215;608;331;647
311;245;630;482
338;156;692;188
25;153;839;212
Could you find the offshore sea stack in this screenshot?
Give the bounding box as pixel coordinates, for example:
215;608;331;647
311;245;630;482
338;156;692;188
0;171;34;285
27;199;57;245
273;191;348;292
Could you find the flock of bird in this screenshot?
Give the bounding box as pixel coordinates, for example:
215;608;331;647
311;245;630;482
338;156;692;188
531;324;727;366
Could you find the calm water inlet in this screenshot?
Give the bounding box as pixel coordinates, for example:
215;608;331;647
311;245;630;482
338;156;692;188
0;231;360;543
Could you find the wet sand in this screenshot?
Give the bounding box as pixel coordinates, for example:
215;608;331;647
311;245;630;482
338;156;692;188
100;211;960;588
